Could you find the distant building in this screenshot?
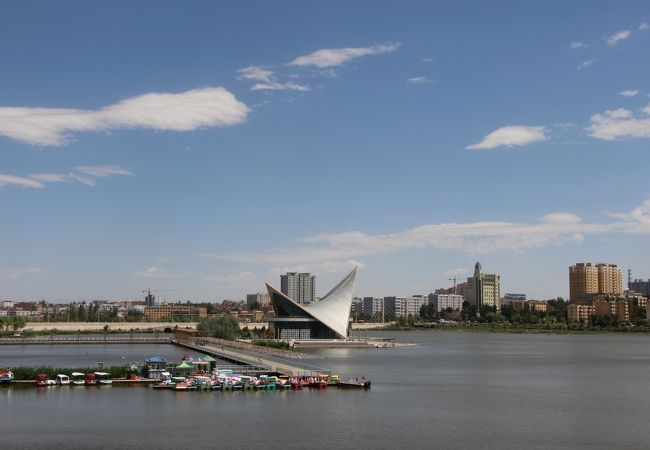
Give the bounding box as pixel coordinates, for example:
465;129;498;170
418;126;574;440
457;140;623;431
466;262;501;309
503;293;526;301
569;263;623;301
144;305;207;321
246;293;271;308
629;279;650;297
429;293;464;312
363;297;384;317
567;303;595;324
594;298;630;323
281;272;316;304
394;296;427;317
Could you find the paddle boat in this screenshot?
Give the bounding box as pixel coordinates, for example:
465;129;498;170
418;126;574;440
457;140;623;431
84;373;98;386
95;372;112;385
337;377;371;389
71;372;86;386
56;374;70;385
0;369;13;384
35;373;56;386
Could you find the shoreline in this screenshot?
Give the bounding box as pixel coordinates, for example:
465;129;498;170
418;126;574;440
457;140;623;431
365;324;650;335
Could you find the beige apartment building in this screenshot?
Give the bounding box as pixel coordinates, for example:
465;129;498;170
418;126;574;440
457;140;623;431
567;303;595;323
466;262;500;309
569;263;623;301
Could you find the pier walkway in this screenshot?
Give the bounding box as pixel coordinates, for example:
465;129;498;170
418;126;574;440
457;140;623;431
174;337;332;377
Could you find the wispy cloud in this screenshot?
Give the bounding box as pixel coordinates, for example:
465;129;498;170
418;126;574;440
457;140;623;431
212;198;650;267
288;43;400;68
0;267;42;279
618;89;639;97
466;125;547;150
251;81;310;92
75;165;133;177
606;30;631;45
406;76;434;85
0;174;45;189
134;266;189;279
0;87;250;146
577;58;598;70
271;259;365;276
238;65;310;92
586;107;650;140
0;165;132;190
421;57;434;63
570;41;588;49
639;22;648;31
237;66;274;83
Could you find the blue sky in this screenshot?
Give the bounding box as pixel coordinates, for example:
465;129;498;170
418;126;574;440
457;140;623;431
1;0;649;302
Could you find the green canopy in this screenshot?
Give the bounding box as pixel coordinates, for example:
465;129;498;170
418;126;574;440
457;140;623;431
202;355;217;362
176;361;194;370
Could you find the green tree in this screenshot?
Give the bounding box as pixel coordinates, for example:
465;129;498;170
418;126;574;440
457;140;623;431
10;316;27;332
197;316;240;340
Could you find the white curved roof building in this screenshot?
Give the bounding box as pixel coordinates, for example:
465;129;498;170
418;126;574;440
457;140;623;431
266;267;357;340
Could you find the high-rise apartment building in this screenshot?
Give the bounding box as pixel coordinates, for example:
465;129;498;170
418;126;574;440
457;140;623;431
466;262;501;309
629;279;650;296
569;263;623;301
280;272;316;304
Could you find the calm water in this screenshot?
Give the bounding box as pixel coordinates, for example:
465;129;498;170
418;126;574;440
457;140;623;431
2;331;650;449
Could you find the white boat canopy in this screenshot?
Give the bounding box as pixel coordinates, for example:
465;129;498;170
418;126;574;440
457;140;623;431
71;372;85;377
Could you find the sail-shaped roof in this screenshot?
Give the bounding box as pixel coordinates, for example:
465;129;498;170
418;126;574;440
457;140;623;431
266;267;357;339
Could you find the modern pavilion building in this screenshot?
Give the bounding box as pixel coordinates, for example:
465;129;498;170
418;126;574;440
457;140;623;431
266;267;357;340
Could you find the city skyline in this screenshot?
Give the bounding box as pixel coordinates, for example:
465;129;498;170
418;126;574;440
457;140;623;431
1;1;650;301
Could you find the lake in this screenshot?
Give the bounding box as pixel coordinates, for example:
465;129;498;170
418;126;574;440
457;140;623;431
2;330;650;449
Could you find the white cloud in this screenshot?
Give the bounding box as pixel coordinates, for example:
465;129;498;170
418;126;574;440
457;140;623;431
213;198;650;266
288;43;400;68
606;30;631;45
0;267;42;278
577;58;598;70
406;76;434;85
421;57;434;63
29;173;68;183
618;90;639;97
586;107;650;140
466;125;547;150
640;22;649;31
135;266;189;279
238;66;310;92
1;165;132;190
570;41;588;49
0;87;250;146
541;213;582;224
0;174;44;189
75;165;133;177
251;81;310;92
67;172;96;186
237;66;274;83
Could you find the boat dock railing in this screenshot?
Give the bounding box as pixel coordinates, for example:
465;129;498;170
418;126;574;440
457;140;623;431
175;338;334;377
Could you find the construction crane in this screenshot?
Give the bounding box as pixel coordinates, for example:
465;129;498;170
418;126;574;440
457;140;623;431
449;277;457;295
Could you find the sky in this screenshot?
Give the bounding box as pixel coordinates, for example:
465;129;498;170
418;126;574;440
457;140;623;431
1;0;649;302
